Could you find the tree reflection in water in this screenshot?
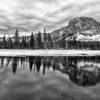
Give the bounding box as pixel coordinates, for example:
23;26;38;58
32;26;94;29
1;56;100;86
12;57;19;74
34;56;41;73
6;57;11;67
42;57;52;75
1;57;4;67
29;56;34;72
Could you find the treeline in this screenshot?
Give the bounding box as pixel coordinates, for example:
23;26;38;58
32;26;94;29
0;31;54;49
0;30;100;50
67;41;100;50
0;29;68;49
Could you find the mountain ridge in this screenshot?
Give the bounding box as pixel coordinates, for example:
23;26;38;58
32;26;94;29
51;17;100;42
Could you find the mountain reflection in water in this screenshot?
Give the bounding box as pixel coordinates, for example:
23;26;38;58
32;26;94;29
0;56;100;100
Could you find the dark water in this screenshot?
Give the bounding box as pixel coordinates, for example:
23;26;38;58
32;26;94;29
0;56;100;100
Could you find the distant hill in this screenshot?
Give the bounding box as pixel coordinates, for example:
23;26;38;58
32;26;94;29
51;17;100;42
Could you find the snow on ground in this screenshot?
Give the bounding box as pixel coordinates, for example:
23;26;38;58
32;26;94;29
0;49;100;56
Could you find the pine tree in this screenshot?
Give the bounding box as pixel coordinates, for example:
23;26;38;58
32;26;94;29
15;30;19;43
14;30;19;48
37;31;42;49
2;35;7;48
7;36;12;49
30;33;35;49
43;28;48;49
20;36;27;48
47;33;52;49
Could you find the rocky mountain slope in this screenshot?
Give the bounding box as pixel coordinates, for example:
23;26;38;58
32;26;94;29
51;17;100;42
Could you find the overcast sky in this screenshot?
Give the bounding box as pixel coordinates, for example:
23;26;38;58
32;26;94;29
0;0;100;36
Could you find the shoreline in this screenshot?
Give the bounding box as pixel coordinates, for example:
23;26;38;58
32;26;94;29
0;49;99;56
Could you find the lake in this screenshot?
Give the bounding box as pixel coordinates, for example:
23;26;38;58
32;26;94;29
0;56;100;100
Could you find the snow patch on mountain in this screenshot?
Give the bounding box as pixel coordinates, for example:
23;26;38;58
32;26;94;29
77;34;100;41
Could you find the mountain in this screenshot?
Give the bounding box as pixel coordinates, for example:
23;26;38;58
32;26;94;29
51;17;100;42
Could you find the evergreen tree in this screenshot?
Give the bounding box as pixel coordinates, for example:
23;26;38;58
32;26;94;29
7;36;12;49
43;29;48;49
2;35;7;48
14;30;20;48
37;31;42;49
61;38;66;49
20;36;27;48
30;33;35;49
47;33;52;49
15;30;19;43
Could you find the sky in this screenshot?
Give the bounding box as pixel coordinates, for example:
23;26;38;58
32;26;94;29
0;0;100;36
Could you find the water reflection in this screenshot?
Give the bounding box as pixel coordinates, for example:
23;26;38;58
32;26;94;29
29;56;34;72
12;57;19;74
0;56;100;86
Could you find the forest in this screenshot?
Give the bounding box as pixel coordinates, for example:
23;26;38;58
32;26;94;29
0;30;100;50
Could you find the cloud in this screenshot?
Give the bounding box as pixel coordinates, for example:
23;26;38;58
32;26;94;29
0;0;99;35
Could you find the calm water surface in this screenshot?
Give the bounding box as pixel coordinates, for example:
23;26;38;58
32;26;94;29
0;56;100;100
